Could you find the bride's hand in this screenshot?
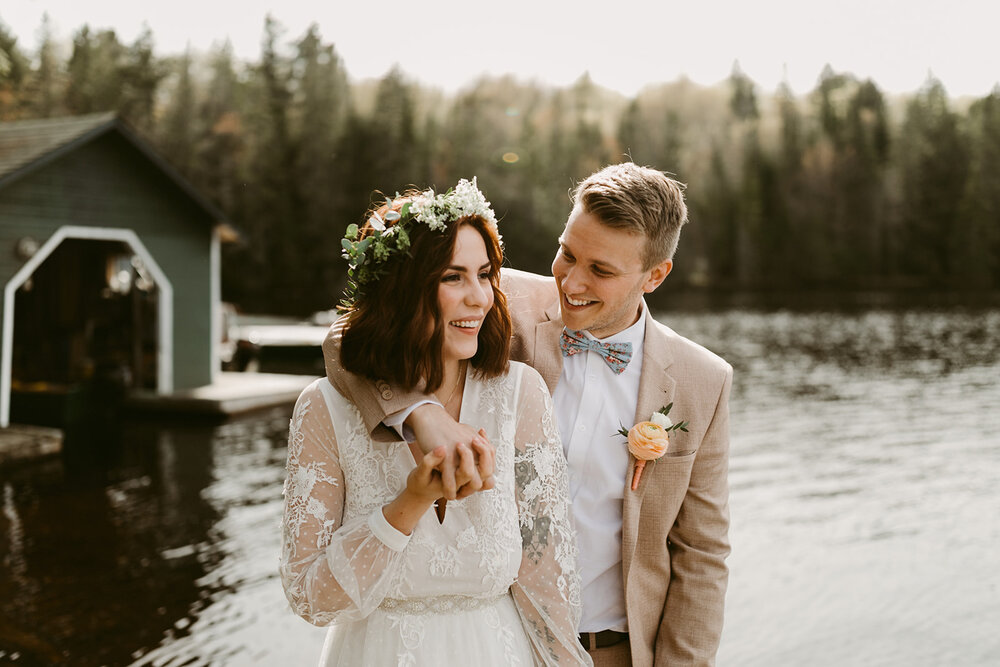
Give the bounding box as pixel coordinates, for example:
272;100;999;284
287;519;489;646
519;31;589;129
383;446;449;535
406;446;449;501
407;404;487;499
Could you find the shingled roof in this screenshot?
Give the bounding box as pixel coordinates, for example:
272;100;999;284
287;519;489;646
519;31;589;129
0;112;234;236
0;112;115;183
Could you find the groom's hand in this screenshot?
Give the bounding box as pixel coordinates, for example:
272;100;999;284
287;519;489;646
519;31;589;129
454;429;496;500
408;404;492;500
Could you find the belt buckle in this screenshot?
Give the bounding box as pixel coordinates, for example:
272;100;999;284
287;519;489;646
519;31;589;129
579;630;626;650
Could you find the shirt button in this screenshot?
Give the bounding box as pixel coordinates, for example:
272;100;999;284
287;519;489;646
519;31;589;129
578;424;586;432
381;390;393;400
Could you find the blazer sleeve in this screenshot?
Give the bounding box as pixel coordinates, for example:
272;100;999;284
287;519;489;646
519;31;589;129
654;364;733;666
322;324;431;439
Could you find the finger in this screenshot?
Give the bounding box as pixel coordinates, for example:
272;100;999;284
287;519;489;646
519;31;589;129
453;454;471;488
439;448;458;500
457;443;482;493
469;440;495;490
475;428;495;475
420;445;447;469
472;427;491;450
414;446;447;484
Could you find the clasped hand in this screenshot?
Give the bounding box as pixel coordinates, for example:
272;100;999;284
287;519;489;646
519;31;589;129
407;428;495;503
407;404;496;500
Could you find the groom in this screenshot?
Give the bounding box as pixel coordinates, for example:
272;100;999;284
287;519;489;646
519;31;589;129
324;163;732;666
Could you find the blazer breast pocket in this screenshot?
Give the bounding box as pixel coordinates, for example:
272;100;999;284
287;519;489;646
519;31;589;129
663;429;704;458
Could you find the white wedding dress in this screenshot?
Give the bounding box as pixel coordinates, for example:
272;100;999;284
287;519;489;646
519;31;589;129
279;362;591;666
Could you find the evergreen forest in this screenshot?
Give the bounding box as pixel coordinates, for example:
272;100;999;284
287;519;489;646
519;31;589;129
2;16;999;315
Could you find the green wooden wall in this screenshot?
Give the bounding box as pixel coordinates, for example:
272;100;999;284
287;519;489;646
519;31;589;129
0;131;216;389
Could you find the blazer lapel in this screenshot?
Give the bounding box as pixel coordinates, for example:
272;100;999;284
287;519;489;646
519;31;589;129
621;308;676;587
532;301;565;394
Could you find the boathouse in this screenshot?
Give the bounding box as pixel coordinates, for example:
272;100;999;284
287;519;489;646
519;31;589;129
0;113;235;427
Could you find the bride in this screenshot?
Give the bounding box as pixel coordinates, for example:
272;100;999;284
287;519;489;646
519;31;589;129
279;179;591;666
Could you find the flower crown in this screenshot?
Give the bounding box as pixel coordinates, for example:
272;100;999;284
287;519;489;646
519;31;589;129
340;178;500;308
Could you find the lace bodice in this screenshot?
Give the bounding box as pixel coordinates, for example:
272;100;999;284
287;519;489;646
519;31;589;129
280;362;589;665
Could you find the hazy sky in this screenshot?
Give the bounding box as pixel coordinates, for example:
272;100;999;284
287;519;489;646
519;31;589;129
3;0;998;98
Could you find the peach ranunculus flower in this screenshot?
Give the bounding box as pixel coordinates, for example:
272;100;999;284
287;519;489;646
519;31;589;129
627;422;670;460
618;404;689;491
627;422;670;490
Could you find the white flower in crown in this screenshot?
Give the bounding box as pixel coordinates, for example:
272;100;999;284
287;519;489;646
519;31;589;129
340;177;500;308
410;178;499;235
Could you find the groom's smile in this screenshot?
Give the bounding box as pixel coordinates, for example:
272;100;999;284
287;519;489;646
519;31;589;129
552;207;669;339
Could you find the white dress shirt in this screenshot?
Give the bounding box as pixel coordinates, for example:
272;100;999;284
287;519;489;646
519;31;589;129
553;301;647;633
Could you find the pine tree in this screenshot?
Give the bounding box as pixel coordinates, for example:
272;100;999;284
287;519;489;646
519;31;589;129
955;88;1000;286
0;17;30;119
244;15;301;313
119;27;164;132
23;14;64;118
842;79;890;283
65;27;126;114
897;77;969;284
159;48;198;176
291;24;350;310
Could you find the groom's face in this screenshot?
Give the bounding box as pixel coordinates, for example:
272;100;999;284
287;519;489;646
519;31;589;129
551;207;671;339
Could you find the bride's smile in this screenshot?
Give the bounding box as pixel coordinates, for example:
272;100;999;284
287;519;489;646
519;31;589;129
438;225;494;364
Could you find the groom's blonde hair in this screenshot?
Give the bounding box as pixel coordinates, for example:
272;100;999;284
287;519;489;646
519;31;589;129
572;162;688;270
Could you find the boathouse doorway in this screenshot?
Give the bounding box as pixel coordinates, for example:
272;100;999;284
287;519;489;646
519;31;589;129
1;226;174;427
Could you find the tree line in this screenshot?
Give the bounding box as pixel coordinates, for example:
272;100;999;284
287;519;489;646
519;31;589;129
2;15;999;315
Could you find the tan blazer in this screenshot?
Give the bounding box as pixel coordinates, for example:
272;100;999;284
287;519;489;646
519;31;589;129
324;269;733;667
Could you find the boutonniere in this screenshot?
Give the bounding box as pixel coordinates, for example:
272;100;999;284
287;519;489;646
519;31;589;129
617;404;689;491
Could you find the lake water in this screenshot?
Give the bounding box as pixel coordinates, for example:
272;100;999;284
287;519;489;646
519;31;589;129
1;307;998;666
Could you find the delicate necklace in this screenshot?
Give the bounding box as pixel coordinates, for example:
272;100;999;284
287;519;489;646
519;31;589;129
441;361;467;409
435;360;466;525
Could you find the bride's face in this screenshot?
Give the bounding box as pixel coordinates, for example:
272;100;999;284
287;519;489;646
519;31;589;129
438;225;494;364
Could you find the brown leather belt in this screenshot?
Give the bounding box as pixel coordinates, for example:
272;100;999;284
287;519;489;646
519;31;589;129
579;630;628;650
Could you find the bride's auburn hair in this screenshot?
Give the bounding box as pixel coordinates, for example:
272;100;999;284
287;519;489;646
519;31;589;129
340;193;511;394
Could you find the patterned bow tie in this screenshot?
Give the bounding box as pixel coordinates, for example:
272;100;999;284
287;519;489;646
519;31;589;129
559;328;633;374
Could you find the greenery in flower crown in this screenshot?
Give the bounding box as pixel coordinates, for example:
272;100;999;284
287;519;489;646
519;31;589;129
339;177;499;308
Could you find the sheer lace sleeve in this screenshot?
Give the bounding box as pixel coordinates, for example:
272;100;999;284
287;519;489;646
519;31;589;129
510;367;592;666
279;380;409;626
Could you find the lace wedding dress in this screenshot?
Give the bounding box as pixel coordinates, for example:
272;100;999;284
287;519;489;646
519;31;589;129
280;362;591;666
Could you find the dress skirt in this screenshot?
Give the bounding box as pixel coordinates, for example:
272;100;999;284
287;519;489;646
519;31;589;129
318;592;537;666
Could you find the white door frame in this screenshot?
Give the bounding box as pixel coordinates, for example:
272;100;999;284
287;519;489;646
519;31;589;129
210;227;221;384
1;226;173;427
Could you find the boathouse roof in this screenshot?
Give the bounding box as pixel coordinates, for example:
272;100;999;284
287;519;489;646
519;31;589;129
0;112;234;236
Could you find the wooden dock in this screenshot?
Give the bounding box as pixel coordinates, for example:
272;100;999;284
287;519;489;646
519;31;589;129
0;423;63;466
1;373;315;464
125;371;317;416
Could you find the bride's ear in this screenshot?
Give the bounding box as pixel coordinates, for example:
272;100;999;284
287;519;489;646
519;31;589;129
642;259;673;293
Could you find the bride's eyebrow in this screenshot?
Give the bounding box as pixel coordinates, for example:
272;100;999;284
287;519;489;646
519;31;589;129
447;262;491;272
